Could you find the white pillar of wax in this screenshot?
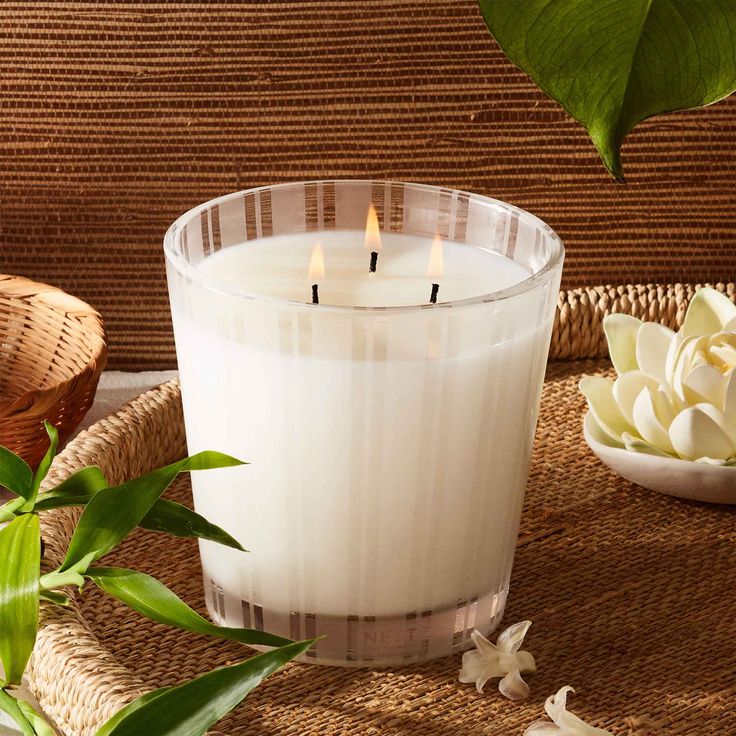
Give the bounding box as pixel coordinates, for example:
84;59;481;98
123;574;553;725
165;182;563;666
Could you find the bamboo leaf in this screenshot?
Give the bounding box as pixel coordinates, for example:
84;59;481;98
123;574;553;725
23;423;58;510
0;690;34;736
16;699;56;736
33;466;108;511
0;447;32;500
139;500;245;551
96;640;313;736
478;0;736;179
35;473;244;552
87;567;290;648
61;452;244;572
0;515;40;685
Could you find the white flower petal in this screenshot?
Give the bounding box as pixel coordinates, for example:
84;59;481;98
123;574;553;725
545;686;574;723
671;336;707;402
498;669;530;701
669;405;735;461
682;288;736;338
515;650;537;674
469;628;498;657
602;314;640;374
523;721;561;736
724;314;736;332
724;370;736;416
580;376;633;443
632;387;676;454
636;322;674;382
622;432;674;458
681;363;728;408
586;412;625;448
612;371;660;424
496;620;532;654
537;687;613;736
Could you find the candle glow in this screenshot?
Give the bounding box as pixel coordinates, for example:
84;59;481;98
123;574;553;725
365;204;382;273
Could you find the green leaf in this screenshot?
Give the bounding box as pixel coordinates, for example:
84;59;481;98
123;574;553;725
96;639;314;736
16;699;56;736
0;447;32;500
21;422;58;512
61;452;243;572
40;590;70;606
0;515;40;685
478;0;736;179
94;688;171;735
0;690;34;736
35;469;244;551
87;567;290;648
139;499;245;551
33;466;108;511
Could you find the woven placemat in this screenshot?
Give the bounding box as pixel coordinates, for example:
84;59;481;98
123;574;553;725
28;356;735;734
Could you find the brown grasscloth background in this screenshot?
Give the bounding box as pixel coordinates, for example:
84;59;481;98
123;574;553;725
1;1;735;369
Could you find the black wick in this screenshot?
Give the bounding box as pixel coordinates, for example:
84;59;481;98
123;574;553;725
369;251;379;273
430;283;440;304
312;284;320;304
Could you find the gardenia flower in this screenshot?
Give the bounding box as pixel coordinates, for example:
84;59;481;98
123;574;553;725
524;686;612;736
581;287;736;464
458;621;536;700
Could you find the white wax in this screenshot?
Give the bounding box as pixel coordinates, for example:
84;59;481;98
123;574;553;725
199;230;529;306
170;231;553;662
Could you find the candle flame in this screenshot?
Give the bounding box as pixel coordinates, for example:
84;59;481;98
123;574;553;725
427;231;444;280
364;203;382;253
309;242;325;281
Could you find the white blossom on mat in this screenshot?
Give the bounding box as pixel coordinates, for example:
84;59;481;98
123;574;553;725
524;686;613;736
458;621;536;700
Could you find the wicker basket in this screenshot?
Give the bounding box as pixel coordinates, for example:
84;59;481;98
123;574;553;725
0;274;107;467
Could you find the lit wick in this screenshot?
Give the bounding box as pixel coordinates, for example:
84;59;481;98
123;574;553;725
427;231;444;304
365;203;382;273
309;242;325;305
369;251;378;273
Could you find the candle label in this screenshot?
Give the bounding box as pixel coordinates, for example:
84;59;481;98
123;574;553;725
206;581;508;665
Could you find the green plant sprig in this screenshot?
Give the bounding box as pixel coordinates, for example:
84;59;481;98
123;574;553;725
0;421;314;736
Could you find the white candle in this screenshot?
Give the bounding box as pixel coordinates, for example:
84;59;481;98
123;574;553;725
166;182;563;665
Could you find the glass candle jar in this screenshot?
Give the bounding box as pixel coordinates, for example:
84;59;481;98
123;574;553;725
164;181;563;666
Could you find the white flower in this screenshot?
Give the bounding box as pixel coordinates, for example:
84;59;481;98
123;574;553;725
581;287;736;465
524;686;613;736
458;621;536;699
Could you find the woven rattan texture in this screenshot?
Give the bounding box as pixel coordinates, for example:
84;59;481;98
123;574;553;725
1;2;735;369
29;371;735;736
0;274;107;466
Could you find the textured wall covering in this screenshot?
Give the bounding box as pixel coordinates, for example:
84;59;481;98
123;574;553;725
1;1;735;369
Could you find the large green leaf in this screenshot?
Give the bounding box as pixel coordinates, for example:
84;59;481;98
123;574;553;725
478;0;736;179
0;447;32;500
138;499;245;551
33;466;108;511
60;452;243;573
0;515;40;685
87;567;290;648
96;639;314;736
35;469;244;551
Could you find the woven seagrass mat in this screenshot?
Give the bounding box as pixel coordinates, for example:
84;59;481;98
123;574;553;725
2;2;736;370
28;294;736;734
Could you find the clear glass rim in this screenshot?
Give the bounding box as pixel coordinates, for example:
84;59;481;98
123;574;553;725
163;180;565;313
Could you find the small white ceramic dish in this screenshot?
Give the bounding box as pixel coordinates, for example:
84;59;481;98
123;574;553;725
583;412;736;505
